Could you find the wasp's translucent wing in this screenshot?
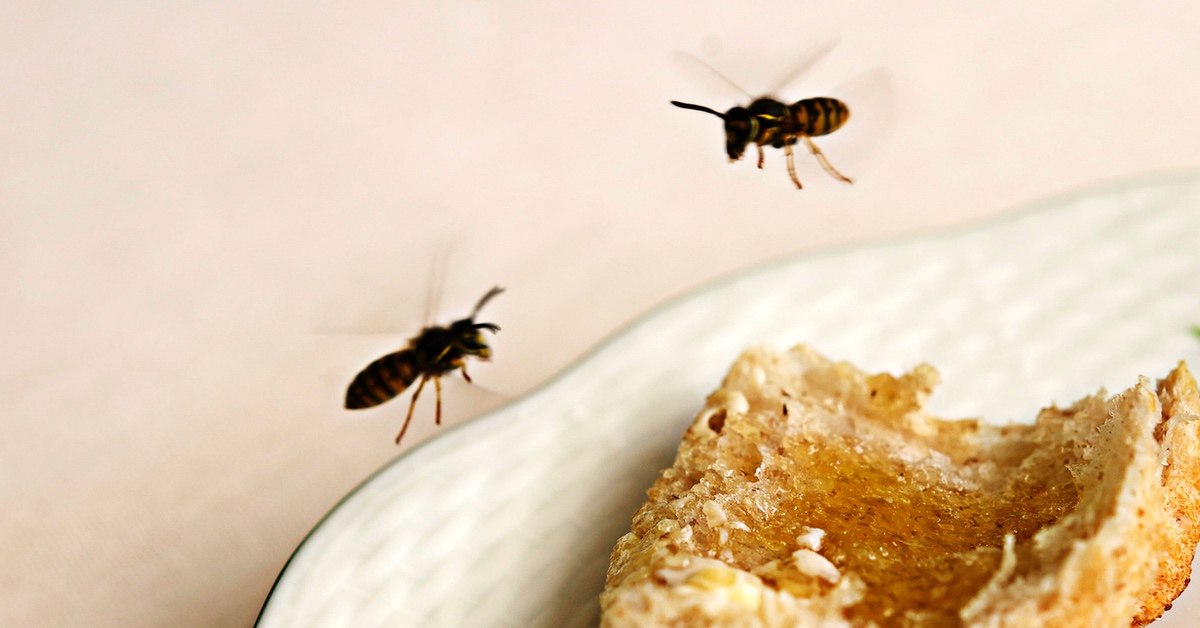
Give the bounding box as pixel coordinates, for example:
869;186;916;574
670;50;752;101
310;241;457;336
672;40;840;102
423;245;453;327
807;67;896;184
764;40;840;98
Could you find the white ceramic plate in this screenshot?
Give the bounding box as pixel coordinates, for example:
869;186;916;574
258;175;1200;627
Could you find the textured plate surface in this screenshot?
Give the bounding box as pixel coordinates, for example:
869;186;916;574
258;176;1200;627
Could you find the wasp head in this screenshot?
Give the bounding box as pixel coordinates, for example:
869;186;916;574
445;286;504;360
671;100;756;162
447;319;499;360
722;107;755;161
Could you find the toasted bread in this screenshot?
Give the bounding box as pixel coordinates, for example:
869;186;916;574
600;345;1200;627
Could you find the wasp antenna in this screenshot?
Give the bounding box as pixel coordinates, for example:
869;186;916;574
471;286;505;318
670;101;726;119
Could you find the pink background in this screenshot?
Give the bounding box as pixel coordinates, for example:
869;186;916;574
5;3;1200;626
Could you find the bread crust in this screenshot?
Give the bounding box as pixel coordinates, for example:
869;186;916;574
600;346;1200;627
1134;364;1200;626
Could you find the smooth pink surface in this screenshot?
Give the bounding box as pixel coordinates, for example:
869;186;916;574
5;3;1200;626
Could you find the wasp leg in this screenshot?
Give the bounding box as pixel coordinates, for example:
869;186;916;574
802;136;853;184
434;376;443;425
396;375;430;444
756;144;765;169
460;363;472;383
784;143;803;189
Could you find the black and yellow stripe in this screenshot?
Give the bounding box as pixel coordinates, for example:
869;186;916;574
345;349;420;409
790;97;850;137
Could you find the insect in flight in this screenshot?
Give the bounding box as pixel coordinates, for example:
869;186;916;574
345;286;504;444
670;47;856;189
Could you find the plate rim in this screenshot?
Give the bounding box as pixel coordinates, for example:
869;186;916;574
255;169;1200;624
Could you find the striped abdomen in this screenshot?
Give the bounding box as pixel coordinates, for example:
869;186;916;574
345;349;420;409
789;97;850;137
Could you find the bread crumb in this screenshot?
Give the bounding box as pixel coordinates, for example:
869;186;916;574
793;549;841;583
796;527;826;552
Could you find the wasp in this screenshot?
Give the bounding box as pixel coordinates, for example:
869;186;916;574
671;94;853;190
345;286;503;444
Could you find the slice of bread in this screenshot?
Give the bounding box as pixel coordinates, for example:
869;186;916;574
600;345;1200;627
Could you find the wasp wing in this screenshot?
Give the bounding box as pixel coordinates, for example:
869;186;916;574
813;67;896;182
670;50;752;101
671;39;840;102
764;40;839;98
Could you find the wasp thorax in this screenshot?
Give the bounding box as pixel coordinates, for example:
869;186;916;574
747;98;788;119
